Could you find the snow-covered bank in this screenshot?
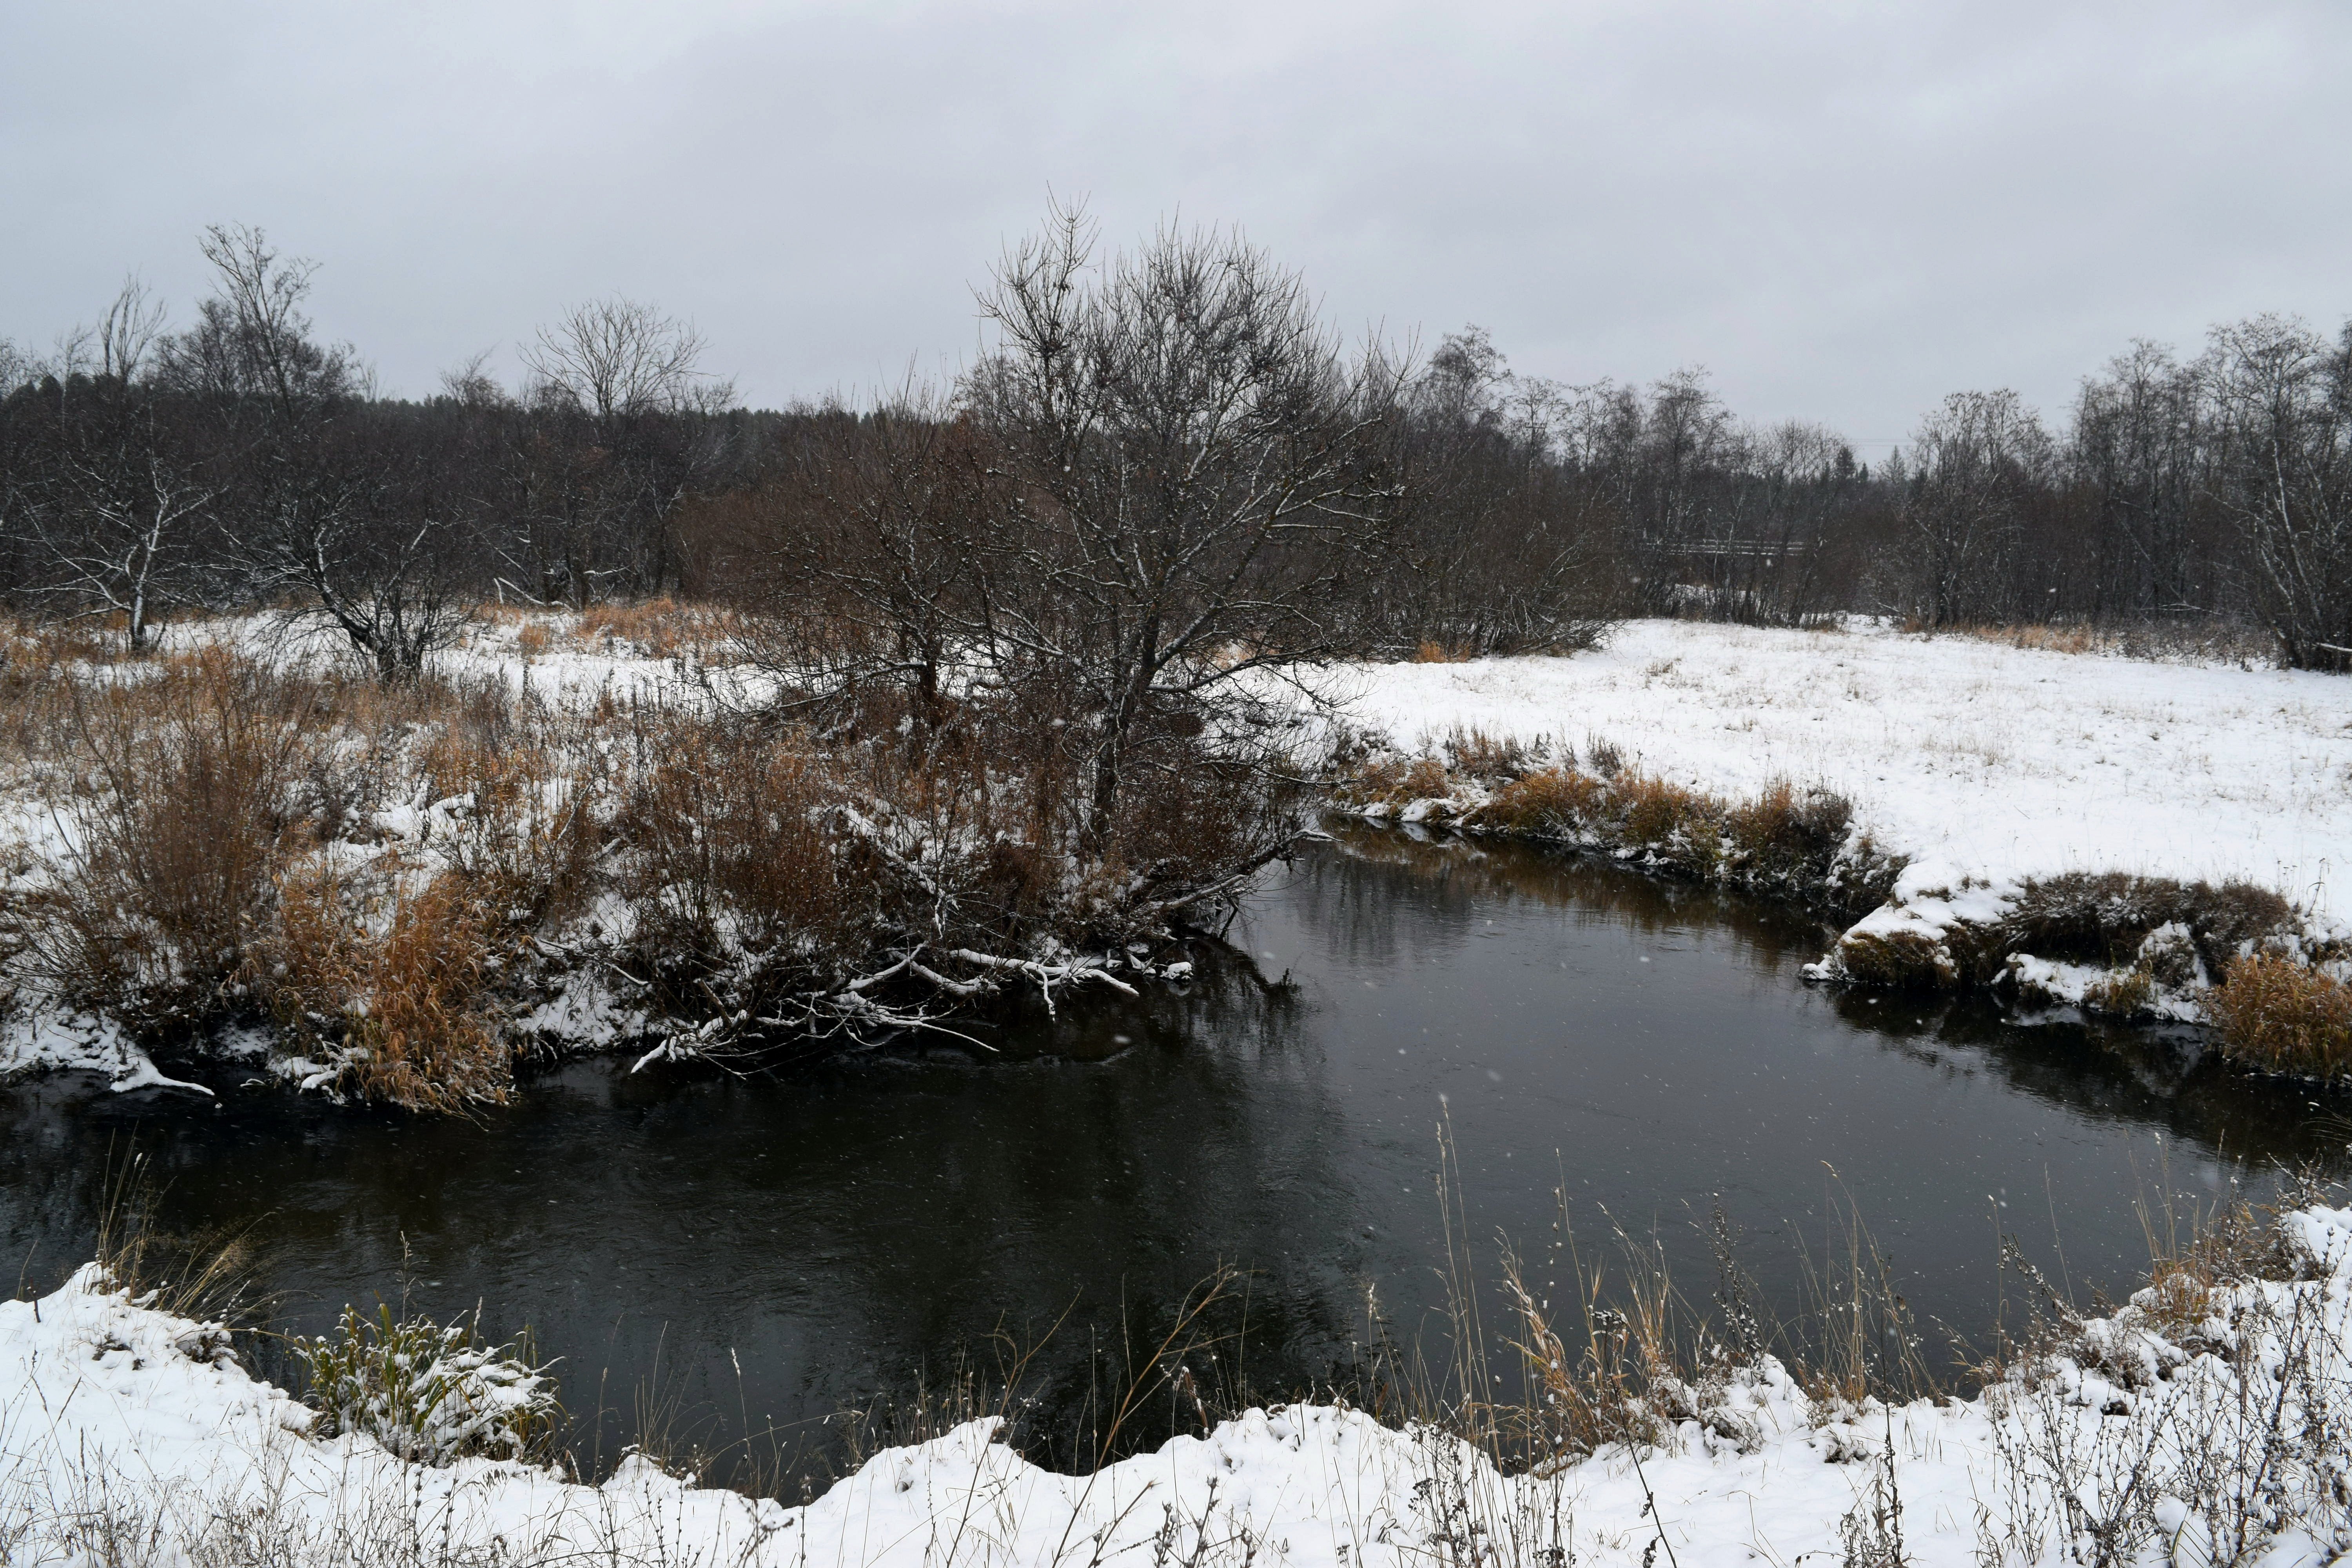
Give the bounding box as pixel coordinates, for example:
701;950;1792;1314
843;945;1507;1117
8;1205;2352;1566
1316;620;2352;924
1294;621;2352;1049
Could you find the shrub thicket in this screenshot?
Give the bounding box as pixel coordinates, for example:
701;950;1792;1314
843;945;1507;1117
2;623;1299;1107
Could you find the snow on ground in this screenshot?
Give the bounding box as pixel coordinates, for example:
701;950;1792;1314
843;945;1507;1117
1305;619;2352;926
7;1207;2351;1566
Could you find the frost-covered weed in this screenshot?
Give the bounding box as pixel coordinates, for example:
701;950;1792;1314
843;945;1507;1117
291;1301;558;1465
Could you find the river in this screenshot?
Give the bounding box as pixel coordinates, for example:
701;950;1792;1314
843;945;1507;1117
4;826;2343;1487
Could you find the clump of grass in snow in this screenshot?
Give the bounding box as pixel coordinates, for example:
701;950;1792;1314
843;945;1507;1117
2205;955;2352;1082
15;648;322;1033
568;595;747;662
261;866;511;1113
1833;870;2336;1067
1937;616;2281;666
92;1146;267;1332
1998;871;2294;984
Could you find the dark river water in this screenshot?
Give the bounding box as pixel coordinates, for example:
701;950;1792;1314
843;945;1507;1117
5;827;2346;1486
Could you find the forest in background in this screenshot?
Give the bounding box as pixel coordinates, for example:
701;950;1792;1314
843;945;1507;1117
3;214;2349;679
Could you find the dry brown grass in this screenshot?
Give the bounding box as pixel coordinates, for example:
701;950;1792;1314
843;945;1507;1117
1726;779;1852;873
411;695;604;929
2000;871;2293;977
1410;639;1475;663
1438;725;1533;780
2133;1195;2296;1343
2083;967;2156;1016
1831;871;2314;1002
1333;754;1452;808
2203;955;2352;1081
1931;618;2279;666
1836;929;1954;989
263;865;510;1113
571;597;747;661
1475;766;1608;836
1343;750;1891;918
19;649;323;1030
619;721;850;1010
1615;773;1718;851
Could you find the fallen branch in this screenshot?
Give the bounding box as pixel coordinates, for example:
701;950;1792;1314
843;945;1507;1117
945;948;1140;1013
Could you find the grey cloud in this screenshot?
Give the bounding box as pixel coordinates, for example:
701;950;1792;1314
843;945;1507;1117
4;0;2345;445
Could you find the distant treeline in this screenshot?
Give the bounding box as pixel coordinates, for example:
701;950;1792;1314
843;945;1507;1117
5;220;2349;672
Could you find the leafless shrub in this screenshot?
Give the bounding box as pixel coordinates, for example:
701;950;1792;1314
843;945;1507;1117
1969;1184;2352;1568
18;648;321;1031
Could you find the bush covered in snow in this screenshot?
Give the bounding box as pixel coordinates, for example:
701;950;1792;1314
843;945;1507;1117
290;1301;560;1465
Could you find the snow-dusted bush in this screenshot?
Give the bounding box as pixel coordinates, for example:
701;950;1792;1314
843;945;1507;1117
291;1301;558;1465
1331;744;1900;920
2;615;1296;1108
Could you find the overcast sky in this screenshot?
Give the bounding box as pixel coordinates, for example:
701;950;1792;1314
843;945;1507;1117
5;0;2347;448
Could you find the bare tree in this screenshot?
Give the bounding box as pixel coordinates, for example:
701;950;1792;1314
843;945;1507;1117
2202;315;2352;669
2072;341;2218;619
1893;389;2056;626
522;298;729;422
163;224;468;681
519;297;736;597
961;201;1405;840
437;348;508;411
1378;328;1623;652
748;383;994;721
9;281;216;650
159;225;361;415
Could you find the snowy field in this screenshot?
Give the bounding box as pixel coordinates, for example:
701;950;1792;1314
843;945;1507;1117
1306;620;2352;926
5;1206;2350;1567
